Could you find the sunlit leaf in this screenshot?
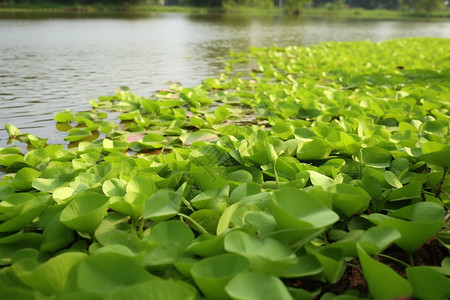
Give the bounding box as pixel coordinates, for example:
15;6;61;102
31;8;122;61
180;130;218;146
60;192;109;234
54;110;74;123
366;202;445;252
14;252;86;295
143;189;181;222
64;128;92;142
191;253;250;300
77;252;153;293
357;244;412;299
104;279;197;300
5;124;21;138
270;187;338;245
225;272;293;300
224;230;297;276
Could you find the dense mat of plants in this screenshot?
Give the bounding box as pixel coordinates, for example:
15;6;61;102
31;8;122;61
1;37;450;299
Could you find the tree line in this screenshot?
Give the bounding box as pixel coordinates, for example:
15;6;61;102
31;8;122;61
6;0;447;13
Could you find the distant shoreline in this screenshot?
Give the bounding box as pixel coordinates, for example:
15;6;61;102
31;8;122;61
1;4;450;20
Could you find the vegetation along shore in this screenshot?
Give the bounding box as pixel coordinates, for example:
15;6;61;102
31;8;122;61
1;0;450;19
0;37;449;299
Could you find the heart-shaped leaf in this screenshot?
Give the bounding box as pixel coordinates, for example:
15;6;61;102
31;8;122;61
14;252;86;295
270;187;339;245
191;253;250;300
357;244;412;299
225;272;293;300
60;192;109;234
224;230;297;276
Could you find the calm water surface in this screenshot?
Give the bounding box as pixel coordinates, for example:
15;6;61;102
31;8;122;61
1;13;450;147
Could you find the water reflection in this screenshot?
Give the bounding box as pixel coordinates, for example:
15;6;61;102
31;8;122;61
0;13;450;148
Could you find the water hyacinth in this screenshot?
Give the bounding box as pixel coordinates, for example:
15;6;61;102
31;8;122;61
0;37;449;299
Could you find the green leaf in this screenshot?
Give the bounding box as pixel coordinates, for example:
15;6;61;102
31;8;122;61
214;105;231;123
358;226;401;255
329;183;371;217
0;195;47;232
138;134;165;149
76;252;153;293
361;147;391;168
41;211;75;252
10;167;41;191
64;128;92;142
54;110;74;123
357;244;412;299
187;209;220;234
143;189;181;222
225;272;293;300
102;139;129;153
190;186;229;214
191;253;250;300
104;279;196;300
142;220;194;268
227;169;253;183
187;233;225;257
406;266;450;300
387;182;422;201
180;130;218;146
60;192;109;234
0;185;14;201
418;142;450;167
307;247;346;284
244;211;279;238
102;179;127;197
27;134;47;149
384;171;403;188
14;252;87;295
144;220;194;249
229;182;261;205
32;177;67;193
191;171;228;191
282;254;323;278
367;202;445;252
94;213;132;246
5;124;21;138
127;173;157;196
308;170;333;189
270;187;338;245
421;120;448;138
274;156;302;181
297;138;333;161
224;230;297;276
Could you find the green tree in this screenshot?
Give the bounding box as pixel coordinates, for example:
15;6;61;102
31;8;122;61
223;0;274;8
285;0;310;14
180;0;222;7
416;0;443;12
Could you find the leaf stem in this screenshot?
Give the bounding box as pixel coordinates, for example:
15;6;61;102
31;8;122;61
358;149;363;180
436;166;449;198
89;233;97;243
178;213;208;235
137;218;145;238
347;262;363;273
274;159;280;189
377;253;411;268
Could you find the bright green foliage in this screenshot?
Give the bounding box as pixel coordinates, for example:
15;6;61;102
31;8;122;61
225;272;294;300
191;253;250;299
1;38;450;299
357;244;413;299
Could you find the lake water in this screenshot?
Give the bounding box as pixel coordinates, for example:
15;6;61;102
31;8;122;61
1;12;450;148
